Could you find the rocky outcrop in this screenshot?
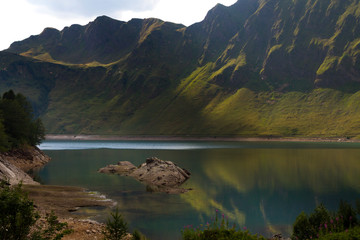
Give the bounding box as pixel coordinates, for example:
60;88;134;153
0;156;39;185
0;146;51;185
98;157;191;194
1;146;51;172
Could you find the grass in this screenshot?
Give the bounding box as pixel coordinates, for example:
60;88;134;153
42;80;360;137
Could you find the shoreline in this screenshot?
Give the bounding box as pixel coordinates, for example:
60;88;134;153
45;134;359;143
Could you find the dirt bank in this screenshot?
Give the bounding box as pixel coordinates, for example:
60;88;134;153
46;134;358;143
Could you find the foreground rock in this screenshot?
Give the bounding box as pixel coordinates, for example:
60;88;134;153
0;156;39;185
0;146;50;185
98;157;191;194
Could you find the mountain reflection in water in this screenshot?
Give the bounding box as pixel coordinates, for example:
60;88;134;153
37;141;360;239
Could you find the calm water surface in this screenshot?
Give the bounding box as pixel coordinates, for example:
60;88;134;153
36;140;360;239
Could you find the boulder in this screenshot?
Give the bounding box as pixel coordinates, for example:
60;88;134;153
98;157;191;194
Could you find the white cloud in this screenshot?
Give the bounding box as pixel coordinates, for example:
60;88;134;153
119;0;237;25
26;0;160;17
0;0;90;50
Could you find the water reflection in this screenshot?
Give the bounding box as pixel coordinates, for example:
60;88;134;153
201;149;360;193
180;148;360;236
37;142;360;239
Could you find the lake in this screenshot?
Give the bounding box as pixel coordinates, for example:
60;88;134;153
36;140;360;239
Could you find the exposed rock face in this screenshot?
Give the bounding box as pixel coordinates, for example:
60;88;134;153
0;146;51;185
0;156;39;185
1;147;51;172
98;157;191;194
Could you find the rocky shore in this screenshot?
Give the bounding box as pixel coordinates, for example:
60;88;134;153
99;157;191;194
0;146;50;185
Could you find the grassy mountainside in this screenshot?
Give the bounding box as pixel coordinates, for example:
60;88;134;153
3;0;360;137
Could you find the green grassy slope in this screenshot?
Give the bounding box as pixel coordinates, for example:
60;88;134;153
3;0;360;137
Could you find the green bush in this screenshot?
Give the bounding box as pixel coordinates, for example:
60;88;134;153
0;181;71;240
182;210;266;240
30;211;73;240
0;181;39;240
292;212;314;240
292;201;359;239
132;229;148;240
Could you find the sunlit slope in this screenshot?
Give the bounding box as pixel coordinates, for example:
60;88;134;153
42;65;360;137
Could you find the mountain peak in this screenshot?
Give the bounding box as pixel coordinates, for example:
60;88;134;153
92;15;123;25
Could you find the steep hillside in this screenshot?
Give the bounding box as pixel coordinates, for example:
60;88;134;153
3;0;360;138
7;16;185;65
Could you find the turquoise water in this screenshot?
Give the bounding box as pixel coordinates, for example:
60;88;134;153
36;140;360;239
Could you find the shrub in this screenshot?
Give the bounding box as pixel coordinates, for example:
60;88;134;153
30;211;73;240
292;201;359;239
292;212;314;240
132;229;148;240
0;181;71;240
0;181;39;240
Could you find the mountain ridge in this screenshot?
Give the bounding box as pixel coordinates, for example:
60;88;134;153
3;0;360;137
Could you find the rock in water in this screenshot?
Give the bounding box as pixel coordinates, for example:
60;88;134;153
131;157;190;187
98;157;191;194
98;161;137;174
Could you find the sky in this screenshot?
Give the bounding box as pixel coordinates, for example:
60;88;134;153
0;0;237;51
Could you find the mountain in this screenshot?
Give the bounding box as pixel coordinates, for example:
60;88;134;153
3;0;360;138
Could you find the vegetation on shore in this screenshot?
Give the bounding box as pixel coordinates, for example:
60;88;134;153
0;90;45;152
292;200;360;240
182;209;266;240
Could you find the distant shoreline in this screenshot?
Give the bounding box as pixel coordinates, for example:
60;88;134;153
45;134;359;143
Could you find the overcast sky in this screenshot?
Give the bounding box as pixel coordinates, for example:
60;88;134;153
0;0;237;50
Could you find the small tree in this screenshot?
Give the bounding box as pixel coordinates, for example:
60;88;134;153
292;211;314;240
103;208;128;240
0;90;45;149
132;229;148;240
0;181;39;240
30;211;73;240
